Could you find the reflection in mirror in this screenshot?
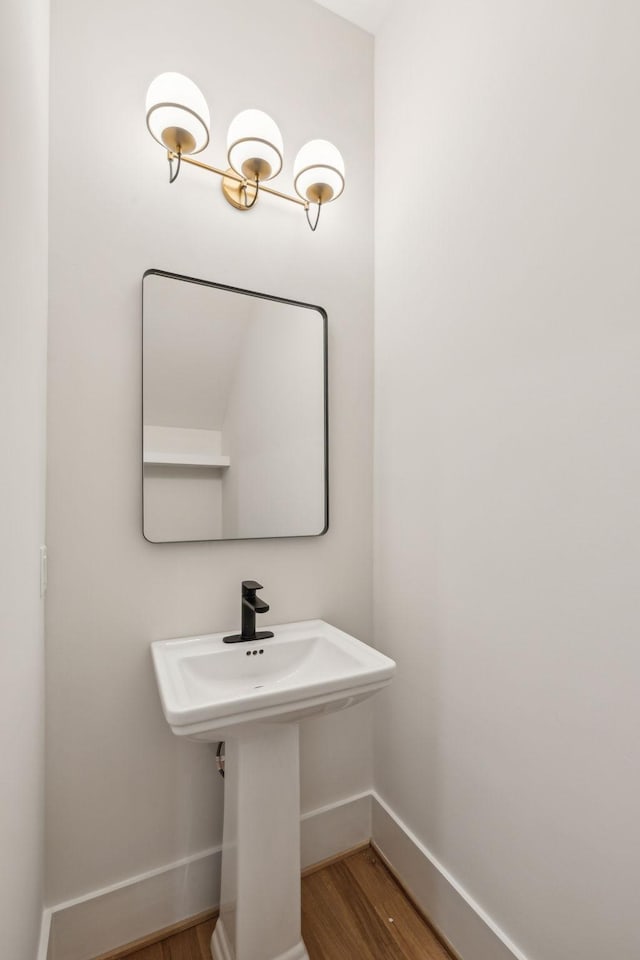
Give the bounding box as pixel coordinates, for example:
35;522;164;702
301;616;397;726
142;271;328;542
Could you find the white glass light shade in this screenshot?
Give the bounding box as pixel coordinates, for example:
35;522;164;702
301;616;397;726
146;72;210;155
227;109;284;181
294;140;345;204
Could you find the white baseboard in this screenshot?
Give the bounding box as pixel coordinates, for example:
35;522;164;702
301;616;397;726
37;908;52;960
301;790;371;867
47;791;372;960
48;845;222;960
45;790;528;960
371;792;529;960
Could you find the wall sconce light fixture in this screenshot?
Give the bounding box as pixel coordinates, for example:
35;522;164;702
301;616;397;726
146;72;345;232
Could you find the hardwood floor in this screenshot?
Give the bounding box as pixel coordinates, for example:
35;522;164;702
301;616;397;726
301;849;452;960
109;848;453;960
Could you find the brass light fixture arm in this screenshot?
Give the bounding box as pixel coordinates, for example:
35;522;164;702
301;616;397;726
305;201;322;232
168;148;182;183
167;151;308;208
241;175;260;210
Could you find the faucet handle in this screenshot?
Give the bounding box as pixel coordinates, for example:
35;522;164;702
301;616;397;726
242;580;263;594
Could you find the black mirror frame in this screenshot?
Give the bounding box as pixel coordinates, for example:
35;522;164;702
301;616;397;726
141;268;329;544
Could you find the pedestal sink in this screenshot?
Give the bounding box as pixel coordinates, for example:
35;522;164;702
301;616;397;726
151;619;396;960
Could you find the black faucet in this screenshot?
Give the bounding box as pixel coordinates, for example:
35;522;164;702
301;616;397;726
223;581;275;644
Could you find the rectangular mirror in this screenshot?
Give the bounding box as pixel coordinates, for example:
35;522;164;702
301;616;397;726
142;270;328;542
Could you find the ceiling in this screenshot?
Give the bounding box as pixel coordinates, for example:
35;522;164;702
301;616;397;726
312;0;392;34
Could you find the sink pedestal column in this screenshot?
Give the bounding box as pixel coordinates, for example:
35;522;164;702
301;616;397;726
211;723;310;960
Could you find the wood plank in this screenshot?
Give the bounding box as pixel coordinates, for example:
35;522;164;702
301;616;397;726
124;947;164;960
343;849;452;960
90;910;218;960
194;917;216;958
161;926;201;960
371;843;461;960
302;859;407;960
302;868;377;960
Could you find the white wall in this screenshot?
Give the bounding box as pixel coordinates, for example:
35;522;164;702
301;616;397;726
0;0;49;955
46;0;373;916
374;3;640;959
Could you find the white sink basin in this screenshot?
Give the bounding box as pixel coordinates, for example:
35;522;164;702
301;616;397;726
152;619;396;741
